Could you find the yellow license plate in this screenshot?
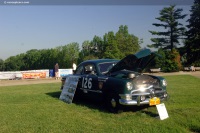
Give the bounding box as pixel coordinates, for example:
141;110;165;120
149;97;160;106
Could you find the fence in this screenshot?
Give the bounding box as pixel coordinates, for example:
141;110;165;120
0;69;73;80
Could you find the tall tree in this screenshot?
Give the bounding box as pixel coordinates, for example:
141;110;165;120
185;0;200;66
116;25;140;58
149;5;187;51
101;25;140;59
4;54;25;71
79;25;140;60
23;49;39;70
103;31;122;59
91;35;104;58
56;42;79;68
79;40;91;62
66;42;79;67
0;59;4;71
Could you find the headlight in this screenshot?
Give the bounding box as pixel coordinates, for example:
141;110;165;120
162;79;167;86
126;82;133;90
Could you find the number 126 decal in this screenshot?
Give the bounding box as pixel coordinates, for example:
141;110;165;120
82;77;92;89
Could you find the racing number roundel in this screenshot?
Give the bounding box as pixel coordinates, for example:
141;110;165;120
82;77;92;89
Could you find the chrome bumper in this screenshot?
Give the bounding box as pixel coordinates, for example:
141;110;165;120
119;93;168;106
119;96;151;106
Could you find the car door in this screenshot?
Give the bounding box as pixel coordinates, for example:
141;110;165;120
80;63;100;97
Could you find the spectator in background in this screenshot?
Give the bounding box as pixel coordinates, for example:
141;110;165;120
72;62;77;74
55;63;59;80
190;66;195;72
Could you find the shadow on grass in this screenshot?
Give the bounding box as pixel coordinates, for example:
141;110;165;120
122;105;158;116
74;99;158;116
189;126;200;133
140;109;159;117
45;91;108;112
46;91;158;116
73;97;108;113
46;91;61;99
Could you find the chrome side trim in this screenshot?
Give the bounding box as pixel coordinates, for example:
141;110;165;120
80;88;102;93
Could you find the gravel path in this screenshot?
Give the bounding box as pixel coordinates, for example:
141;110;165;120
0;78;61;87
150;71;200;79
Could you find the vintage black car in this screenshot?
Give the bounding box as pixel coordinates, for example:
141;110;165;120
60;49;169;113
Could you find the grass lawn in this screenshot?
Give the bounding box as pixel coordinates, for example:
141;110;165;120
0;75;200;133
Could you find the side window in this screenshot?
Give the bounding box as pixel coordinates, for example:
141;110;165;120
75;66;83;75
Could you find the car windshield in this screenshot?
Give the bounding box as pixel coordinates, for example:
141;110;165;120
98;62;118;74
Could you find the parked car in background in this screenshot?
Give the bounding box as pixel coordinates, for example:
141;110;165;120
61;49;169;113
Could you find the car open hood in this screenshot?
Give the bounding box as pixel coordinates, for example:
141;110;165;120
108;49;157;73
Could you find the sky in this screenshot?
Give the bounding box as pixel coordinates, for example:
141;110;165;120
0;1;192;60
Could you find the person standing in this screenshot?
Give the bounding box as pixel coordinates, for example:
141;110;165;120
55;63;59;80
72;62;77;74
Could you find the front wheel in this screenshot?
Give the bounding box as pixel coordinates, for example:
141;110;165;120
105;93;123;113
